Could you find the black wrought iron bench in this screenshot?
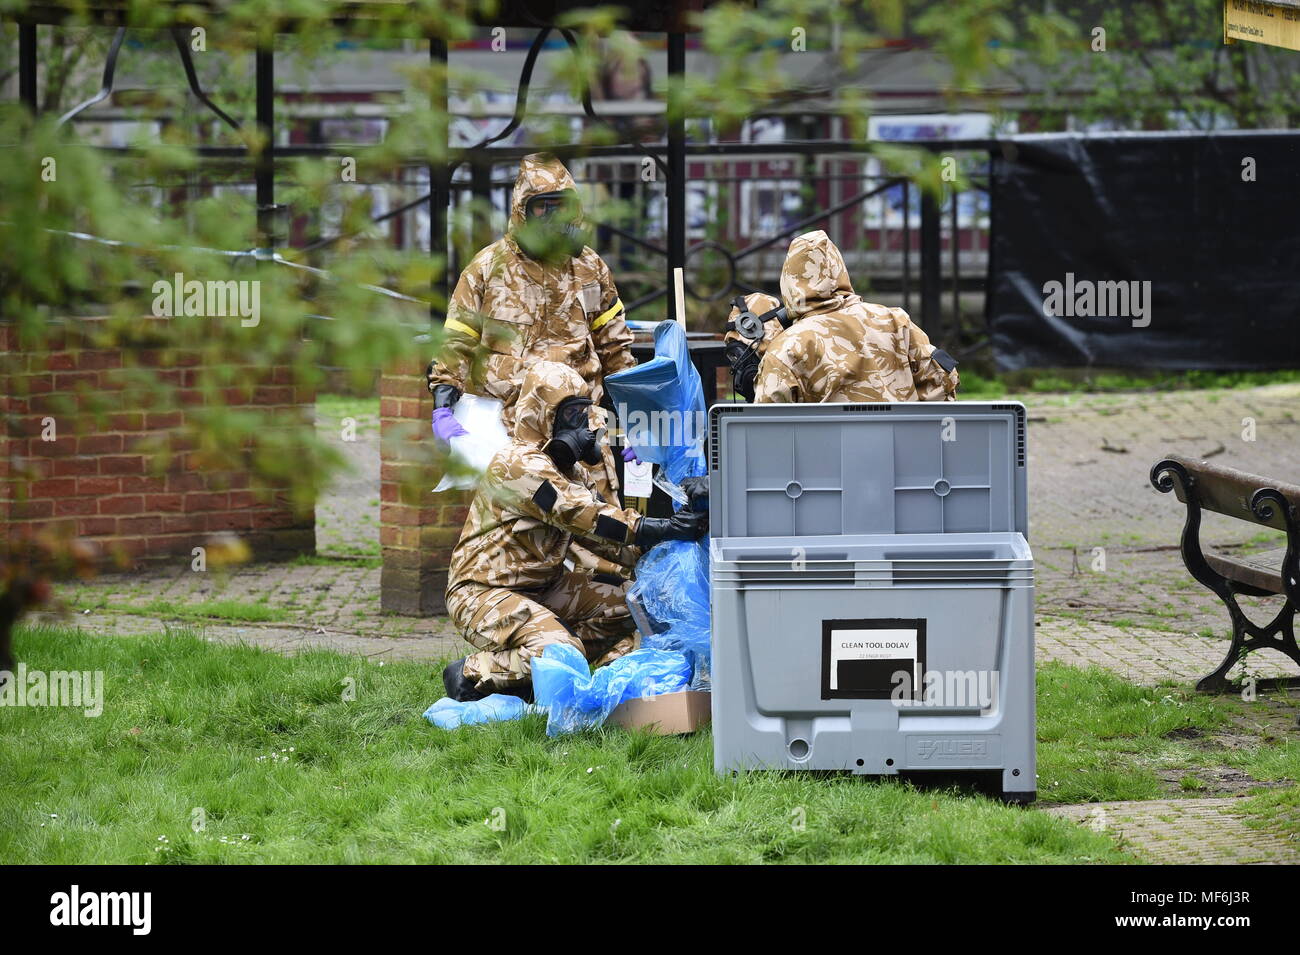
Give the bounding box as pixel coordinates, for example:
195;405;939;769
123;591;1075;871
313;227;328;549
1150;455;1300;693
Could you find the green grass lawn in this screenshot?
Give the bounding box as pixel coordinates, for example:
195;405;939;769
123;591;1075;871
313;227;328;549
62;594;292;625
956;367;1300;400
2;624;1293;864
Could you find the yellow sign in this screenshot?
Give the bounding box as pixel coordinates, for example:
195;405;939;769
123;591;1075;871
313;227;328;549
1224;0;1300;51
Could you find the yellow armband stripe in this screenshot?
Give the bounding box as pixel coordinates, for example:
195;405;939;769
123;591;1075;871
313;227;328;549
589;299;623;332
445;317;481;340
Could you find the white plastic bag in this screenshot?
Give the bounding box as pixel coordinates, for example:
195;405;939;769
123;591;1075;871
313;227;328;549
432;393;510;491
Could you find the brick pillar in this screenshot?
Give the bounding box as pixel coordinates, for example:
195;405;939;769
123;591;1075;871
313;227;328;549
1;318;314;567
379;359;469;615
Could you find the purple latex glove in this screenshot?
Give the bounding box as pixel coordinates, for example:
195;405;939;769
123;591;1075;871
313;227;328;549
432;406;468;442
621;446;641;465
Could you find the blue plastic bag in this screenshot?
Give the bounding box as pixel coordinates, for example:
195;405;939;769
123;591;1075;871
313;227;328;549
609;320;713;688
628;537;712;689
423;694;534;730
606;321;706;485
531;642;691;736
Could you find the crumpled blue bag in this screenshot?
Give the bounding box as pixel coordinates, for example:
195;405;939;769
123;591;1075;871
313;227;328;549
531;642;691;736
609;320;713;689
423;694;535;730
606;321;706;485
629;536;712;689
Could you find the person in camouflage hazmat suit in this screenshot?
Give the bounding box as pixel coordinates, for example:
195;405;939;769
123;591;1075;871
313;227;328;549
442;361;708;703
427;152;636;435
721;290;790;402
754;230;960;404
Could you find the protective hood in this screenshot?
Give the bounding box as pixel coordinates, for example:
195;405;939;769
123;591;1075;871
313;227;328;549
512;360;592;447
734;291;781;314
508;153;585;232
723;291;786;350
779;230;861;321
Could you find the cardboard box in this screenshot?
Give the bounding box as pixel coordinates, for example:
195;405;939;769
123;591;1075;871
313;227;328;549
607;690;711;735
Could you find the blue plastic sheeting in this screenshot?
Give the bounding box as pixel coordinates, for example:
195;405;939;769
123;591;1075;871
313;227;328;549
628;537;712;689
423;694;535;730
531;642;691;737
610;319;713;689
606;321;706;485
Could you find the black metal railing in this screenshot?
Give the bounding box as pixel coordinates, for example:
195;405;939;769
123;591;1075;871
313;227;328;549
12;16;995;352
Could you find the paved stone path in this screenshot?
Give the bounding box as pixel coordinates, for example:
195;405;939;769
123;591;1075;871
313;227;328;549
1035;617;1297;687
45;562;468;661
31;384;1300;864
1046;799;1300;864
1027;382;1300;551
315;399;381;559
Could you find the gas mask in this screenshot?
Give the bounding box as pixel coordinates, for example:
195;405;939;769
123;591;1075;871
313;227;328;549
726;294;790;343
725;340;761;403
725;294;791;402
516;190;589;262
544;396;606;471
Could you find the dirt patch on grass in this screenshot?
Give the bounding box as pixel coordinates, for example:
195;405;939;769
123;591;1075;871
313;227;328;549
1205;688;1300;746
1153;688;1299;797
1155;766;1285;797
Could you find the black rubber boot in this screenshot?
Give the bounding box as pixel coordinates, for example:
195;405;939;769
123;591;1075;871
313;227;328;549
442;658;486;703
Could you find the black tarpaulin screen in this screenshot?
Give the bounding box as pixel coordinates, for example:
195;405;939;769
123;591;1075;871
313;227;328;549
986;132;1300;370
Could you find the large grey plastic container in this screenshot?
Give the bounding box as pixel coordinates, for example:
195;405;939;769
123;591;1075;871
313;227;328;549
708;402;1035;802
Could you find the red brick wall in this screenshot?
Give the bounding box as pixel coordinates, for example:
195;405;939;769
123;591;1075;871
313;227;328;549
1;320;315;567
378;359;468;615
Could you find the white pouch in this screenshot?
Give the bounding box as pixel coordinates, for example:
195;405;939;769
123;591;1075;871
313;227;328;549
432;394;510;491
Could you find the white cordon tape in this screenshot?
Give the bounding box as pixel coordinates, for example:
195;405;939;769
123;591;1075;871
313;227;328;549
30;226;428;306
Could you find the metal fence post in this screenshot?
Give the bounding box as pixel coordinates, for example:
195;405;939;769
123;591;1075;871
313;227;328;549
255;43;275;250
19;23;37;113
902;179;912;315
666;31;686;324
430;36;449;322
950;184;960;340
470;155;493;253
920;185;941;337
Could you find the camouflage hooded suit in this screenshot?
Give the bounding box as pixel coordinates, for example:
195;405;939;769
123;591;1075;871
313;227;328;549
754;230;960;404
446;361;646;695
426;153;637;423
721;291;790;400
722;291;785;356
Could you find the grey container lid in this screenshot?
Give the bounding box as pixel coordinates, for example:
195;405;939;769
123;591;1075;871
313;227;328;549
709;402;1029;539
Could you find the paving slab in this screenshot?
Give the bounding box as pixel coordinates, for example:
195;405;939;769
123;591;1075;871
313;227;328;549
1046;798;1300;864
1035;618;1298;688
1028;383;1300;550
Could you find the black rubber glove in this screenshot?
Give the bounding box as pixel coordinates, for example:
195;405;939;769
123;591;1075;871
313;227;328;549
432;383;461;410
680;476;710;511
635;508;708;549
